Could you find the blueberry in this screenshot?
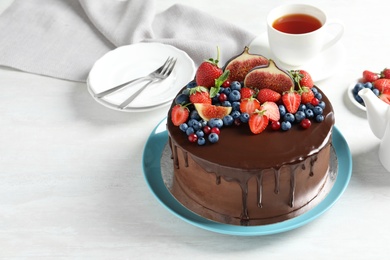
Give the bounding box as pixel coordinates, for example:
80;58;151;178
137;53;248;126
353;83;365;95
311;87;319;95
223;115;234;126
223;87;232;95
187;119;198;128
192;121;202;131
190;110;201;120
196;130;205;137
208;133;219;143
372;88;380;96
281;121;292;131
179;123;188;132
239;112;250;123
298;104;307;111
228;90;241;102
175;93;189;105
305;109;314;118
232;101;241;111
186;127;195;136
212;93;220;103
197;137;206;146
186;81;197;89
230;81;242;91
314;93;322;100
305;103;315;110
181;88;191;95
222;101;232;107
208;118;223;128
364;82;373;89
284;113;295;123
279;105;287;117
201;120;208;127
295;111;306;122
313;106;323;115
315;114;324;122
318;101;326;109
231;110;241;119
354;94;364;104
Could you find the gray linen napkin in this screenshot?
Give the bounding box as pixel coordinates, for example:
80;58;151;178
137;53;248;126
0;0;255;82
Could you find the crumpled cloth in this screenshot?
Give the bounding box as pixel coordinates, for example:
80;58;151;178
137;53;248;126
0;0;255;82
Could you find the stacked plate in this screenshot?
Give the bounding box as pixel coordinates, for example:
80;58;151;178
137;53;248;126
87;43;196;112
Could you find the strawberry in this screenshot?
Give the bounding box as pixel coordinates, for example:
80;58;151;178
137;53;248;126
261;102;280;121
240;97;261;114
290;70;314;88
373;78;390;93
282;88;301;114
189;86;211;104
379;92;390;105
248;111;269;134
381;68;390;79
300;86;315;104
363;70;379;83
195;48;223;88
171;104;189;126
240;87;255;100
257;88;281;103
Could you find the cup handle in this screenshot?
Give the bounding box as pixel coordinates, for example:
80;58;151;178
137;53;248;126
322;19;344;51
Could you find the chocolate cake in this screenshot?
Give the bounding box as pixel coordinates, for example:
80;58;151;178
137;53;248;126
166;47;335;226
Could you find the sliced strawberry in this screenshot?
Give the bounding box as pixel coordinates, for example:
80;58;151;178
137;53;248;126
257;88;281;103
363;70;379;83
261;102;280;121
240;87;255;100
240;97;261;114
282;89;301;113
379;93;390;105
373;78;390;93
189;86;211;104
248;111;269;134
171;104;189;126
300;86;315;104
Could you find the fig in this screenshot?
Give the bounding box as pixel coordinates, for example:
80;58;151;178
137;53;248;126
224;46;268;83
244;60;294;94
194;103;232;121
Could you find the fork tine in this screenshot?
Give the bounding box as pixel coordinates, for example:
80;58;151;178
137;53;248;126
165;58;177;76
157;57;173;74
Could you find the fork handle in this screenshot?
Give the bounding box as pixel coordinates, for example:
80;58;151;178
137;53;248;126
95;76;149;98
118;79;157;109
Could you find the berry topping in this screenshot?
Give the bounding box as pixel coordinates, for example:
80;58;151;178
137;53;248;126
257;88;281;103
261;101;280;122
171;104;190;126
248;110;269;134
189;86;212;104
240;97;261;115
282;88;301;114
195;47;223;88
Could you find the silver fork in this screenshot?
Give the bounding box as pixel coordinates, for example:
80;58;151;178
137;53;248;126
95;57;176;98
117;57;177;109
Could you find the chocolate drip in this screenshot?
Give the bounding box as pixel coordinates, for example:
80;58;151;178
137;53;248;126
183;151;189;167
256;171;264;208
216;176;221;185
274;168;280;194
309;155;318;176
289;165;300;207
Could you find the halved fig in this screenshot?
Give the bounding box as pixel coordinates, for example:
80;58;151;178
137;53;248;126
224;46;268;83
194;103;232;121
244;60;294;94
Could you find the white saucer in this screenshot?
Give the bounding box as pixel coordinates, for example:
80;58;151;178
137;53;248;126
87;43;196;112
249;32;346;82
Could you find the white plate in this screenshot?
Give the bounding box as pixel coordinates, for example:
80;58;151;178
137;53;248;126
249;32;346;82
87;43;195;112
347;80;366;111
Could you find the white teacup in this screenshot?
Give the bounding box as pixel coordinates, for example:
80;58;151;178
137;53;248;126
267;4;344;66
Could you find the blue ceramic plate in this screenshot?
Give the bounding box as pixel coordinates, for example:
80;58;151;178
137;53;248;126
142;118;352;236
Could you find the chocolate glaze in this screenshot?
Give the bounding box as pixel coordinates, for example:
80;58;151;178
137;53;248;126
167;87;335;225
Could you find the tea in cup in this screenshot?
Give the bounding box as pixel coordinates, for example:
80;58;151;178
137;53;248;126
267;4;344;66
